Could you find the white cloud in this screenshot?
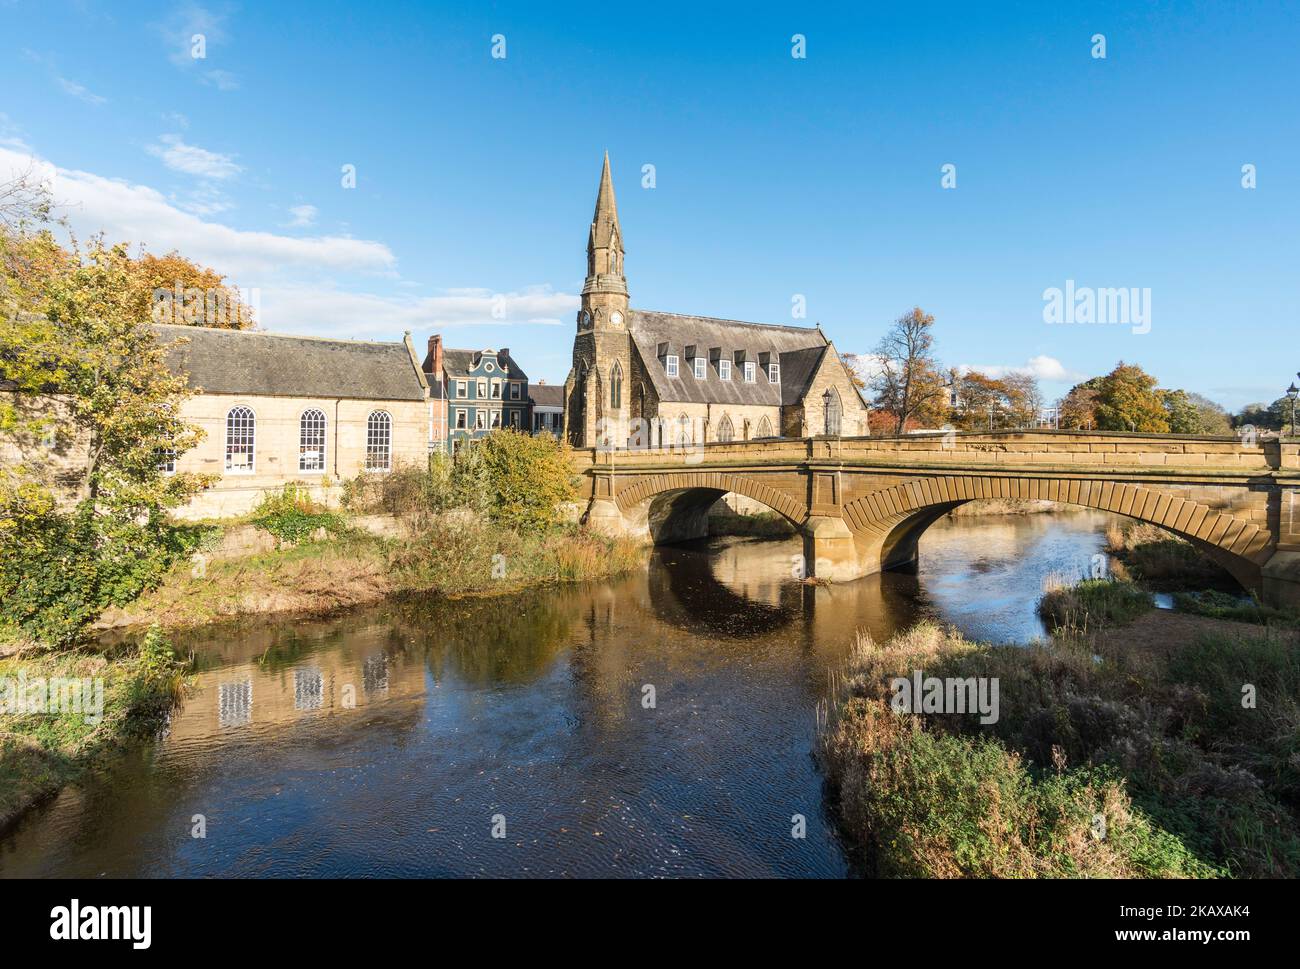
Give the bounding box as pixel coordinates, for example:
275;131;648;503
155;3;240;89
0;146;395;280
258;284;577;338
284;204;318;228
957;355;1083;383
147;134;242;180
202;69;240;91
55;76;107;106
22;49;107;106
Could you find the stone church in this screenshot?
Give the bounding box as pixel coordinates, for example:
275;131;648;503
563;154;870;449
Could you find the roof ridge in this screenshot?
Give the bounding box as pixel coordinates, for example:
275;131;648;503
631;309;827;336
151;323;403;348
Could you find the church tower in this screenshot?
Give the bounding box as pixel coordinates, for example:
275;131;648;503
565;152;633;447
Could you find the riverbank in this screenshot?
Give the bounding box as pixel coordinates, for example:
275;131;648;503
819;608;1300;877
96;515;646;633
0;628;186;833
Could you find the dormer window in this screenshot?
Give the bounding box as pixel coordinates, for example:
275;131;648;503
665;355;679;378
769;363;780;383
719;358;731;380
743;361;756;383
694;356;706;380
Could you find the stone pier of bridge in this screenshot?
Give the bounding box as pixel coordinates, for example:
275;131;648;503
572;431;1300;609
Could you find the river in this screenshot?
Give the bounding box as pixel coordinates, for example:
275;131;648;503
0;510;1117;878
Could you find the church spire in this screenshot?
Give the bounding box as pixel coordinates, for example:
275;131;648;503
584;152;627;300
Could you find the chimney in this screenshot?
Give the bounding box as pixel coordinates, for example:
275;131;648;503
427;333;443;378
537;378;546;385
500;347;510;359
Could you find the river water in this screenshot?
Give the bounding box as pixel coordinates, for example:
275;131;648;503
0;510;1116;878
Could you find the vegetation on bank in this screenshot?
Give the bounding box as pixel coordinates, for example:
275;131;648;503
1104;521;1235;591
0;626;188;831
1039;577;1153;632
819;620;1300;878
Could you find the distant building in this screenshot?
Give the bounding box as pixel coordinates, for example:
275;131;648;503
152;324;433;518
421;335;531;450
530;381;564;438
564;154;870;447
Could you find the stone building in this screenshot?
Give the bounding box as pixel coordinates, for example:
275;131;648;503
529;381;564;438
563;154;870;449
154;324;432;518
421;334;531;450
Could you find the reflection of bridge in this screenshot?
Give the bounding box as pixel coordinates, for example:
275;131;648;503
574;431;1300;606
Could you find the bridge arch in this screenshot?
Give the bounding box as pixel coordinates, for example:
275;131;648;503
842;475;1272;594
614;471;809;545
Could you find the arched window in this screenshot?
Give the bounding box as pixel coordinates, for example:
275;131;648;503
365;410;392;471
717;414;735;443
824;388;843;436
757;415;773;439
299;409;327;472
676;413;692;446
610;361;623;410
225;406;255;473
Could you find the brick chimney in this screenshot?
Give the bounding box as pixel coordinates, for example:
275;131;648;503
426;333;444;378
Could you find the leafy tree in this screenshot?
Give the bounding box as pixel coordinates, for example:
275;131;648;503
1093;362;1170;432
1234;402;1282;431
474;429;578;531
126;250;256;330
1;227;211;643
1058;383;1100;430
870;308;948;434
1163;390;1232;435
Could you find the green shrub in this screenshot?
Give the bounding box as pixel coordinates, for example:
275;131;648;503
1175;590;1298;626
251;484;345;546
474;430;578;531
1039;578;1152;632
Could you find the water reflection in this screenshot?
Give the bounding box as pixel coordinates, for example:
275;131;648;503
0;512;1114;878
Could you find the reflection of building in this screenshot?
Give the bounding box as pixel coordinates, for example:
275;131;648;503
564;154;870;448
169;650;426;743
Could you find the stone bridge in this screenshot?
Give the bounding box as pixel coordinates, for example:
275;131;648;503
572;431;1300;608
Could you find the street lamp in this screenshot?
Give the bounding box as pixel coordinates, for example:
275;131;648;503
1288;382;1299;438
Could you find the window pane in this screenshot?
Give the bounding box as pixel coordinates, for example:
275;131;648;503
300;409;327;472
225;407;255;472
365;411;392;470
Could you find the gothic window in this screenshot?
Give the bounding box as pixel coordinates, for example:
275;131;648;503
757;415;774;438
365;410;392;471
676;413;692;446
299;408;327;472
225;406;255;473
610;361;623;409
824;389;843;437
717;414;735;443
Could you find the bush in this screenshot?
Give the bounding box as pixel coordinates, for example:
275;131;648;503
1039;578;1152;632
0;502;214;647
1175;590;1298;626
251;484;345;546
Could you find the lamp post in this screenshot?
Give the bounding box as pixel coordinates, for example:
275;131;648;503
822;388;835;437
1287;382;1298;438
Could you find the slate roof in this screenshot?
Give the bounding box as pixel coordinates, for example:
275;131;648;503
629;309;829;407
441;348;529;382
529;384;565;408
152;324;427;401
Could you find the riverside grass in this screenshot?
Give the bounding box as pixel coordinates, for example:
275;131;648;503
818;620;1300;878
0;627;187;831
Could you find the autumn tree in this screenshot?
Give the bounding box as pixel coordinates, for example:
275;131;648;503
1058;381;1100;430
1092;362;1170;432
1;184;212;642
126;250;256;330
870;308;948;434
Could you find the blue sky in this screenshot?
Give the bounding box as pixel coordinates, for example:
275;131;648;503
1;0;1296;407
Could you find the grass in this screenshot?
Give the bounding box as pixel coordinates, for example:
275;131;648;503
1105;521;1233;590
100;514;645;632
1175;589;1300;627
707;509;797;537
0;626;188;832
818;620;1300;878
1039;577;1153;633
